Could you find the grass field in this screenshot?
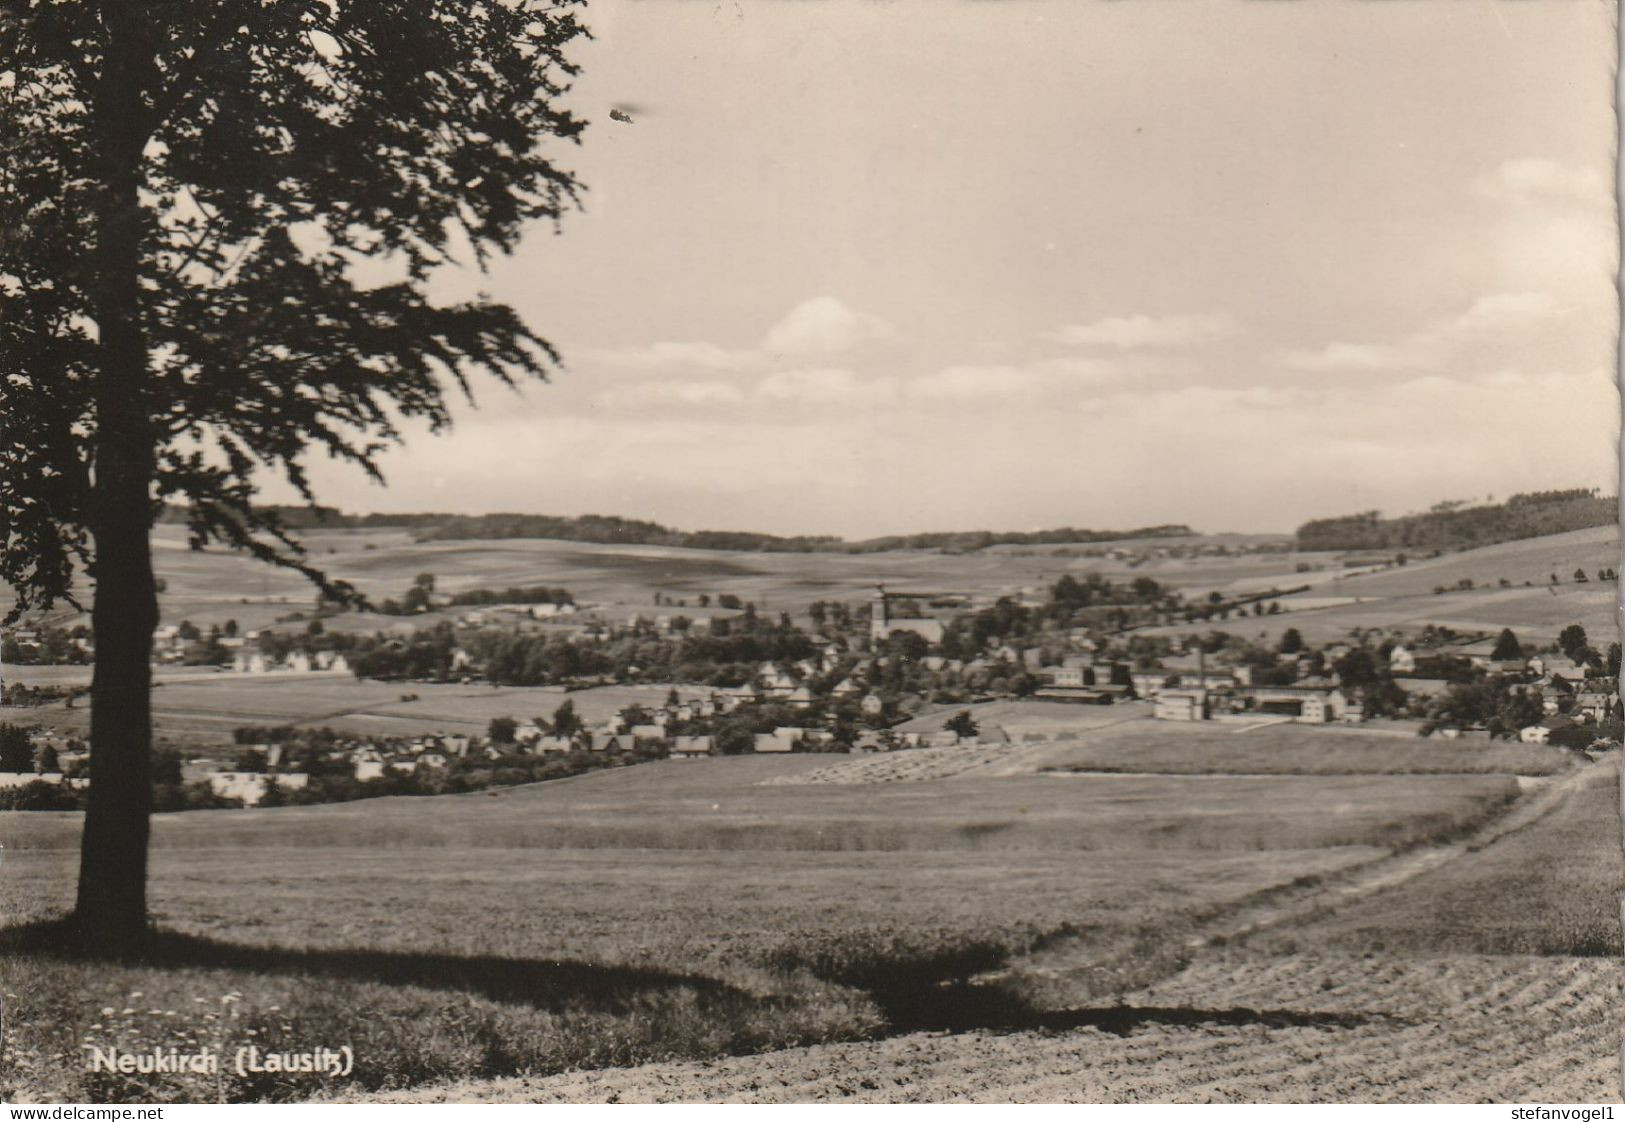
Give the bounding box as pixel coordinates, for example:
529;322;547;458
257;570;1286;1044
0;676;695;748
1033;721;1584;777
21;522;1612;637
326;758;1624;1105
0;753;1524;855
0;730;1553;1104
1250;762;1624;957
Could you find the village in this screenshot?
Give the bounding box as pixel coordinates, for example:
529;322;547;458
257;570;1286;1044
4;574;1619;808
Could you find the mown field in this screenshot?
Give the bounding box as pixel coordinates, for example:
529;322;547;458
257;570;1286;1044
333;757;1625;1105
0;732;1552;1104
1033;721;1584;777
0;676;692;748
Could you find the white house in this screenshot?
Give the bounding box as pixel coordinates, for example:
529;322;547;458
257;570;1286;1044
207;771;309;806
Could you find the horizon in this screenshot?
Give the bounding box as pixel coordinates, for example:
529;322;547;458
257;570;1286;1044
256;0;1618;540
222;483;1616;545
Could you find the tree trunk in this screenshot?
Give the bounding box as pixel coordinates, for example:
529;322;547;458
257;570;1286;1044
72;7;159;956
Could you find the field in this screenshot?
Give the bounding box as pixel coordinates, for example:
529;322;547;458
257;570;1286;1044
341;758;1625;1105
15;522;1610;637
0;675;693;748
2;715;1614;1104
1140;526;1620;647
1031;721;1585;777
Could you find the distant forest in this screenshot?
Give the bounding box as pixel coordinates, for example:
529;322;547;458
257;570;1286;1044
157;506;1194;554
1294;489;1618;552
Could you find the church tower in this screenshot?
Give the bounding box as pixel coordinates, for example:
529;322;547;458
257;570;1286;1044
869;583;890;643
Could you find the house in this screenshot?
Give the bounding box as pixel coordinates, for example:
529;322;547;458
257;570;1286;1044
1155;689;1207;721
670;736;714;759
1388;645;1416;674
1242;685;1351;723
1050;666;1088;689
831;678;861;698
876;618;944;645
417;750;449;769
753;731;798;753
1521;716;1577;744
1530;655;1588;684
285;651;312;673
628;724;666;743
590;733;634;754
1396;677;1453;699
1131;671;1173;699
786;686;815;709
207;771;309;806
1182;671;1239;691
860;693;885;716
352;749;386;781
1574;682;1617;722
1032;684;1128;705
533;736;575;755
854;732;888;753
233;651;269;674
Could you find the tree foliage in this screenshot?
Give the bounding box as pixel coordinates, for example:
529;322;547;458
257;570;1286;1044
0;0;589;614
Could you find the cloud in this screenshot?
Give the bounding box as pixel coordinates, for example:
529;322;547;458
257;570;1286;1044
588;340;761;373
905;364;1047;401
1276;342;1396;374
593;379;745;409
589;297;895;375
1280;291;1571;374
761;297;896;357
757;367;897;405
903;356;1150;402
1472;158;1610;207
1045;312;1239;349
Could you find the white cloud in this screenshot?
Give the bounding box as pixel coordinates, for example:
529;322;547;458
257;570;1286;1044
593;378;746;410
1276;342;1397;374
904;356;1146;402
761;297;896;357
905;364;1047;401
1045;312;1239;349
1473;158;1610;207
589;297;895;375
1280;292;1571;374
757;367;897;405
588;340;761;373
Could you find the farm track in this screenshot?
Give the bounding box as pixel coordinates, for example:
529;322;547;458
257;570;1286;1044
350;757;1620;1104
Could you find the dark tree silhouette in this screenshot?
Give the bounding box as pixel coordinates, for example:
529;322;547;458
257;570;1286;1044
0;1;587;951
1490;628;1522;661
1558;624;1590;662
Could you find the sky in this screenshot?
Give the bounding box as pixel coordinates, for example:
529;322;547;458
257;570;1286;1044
274;0;1620;539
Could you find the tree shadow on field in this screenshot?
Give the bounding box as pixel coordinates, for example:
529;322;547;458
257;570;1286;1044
0;919;753;1016
875;980;1411;1036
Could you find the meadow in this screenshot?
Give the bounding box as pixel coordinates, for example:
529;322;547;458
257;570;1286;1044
1250;761;1624;957
0;739;1546;1103
1033;721;1584;777
0;675;687;748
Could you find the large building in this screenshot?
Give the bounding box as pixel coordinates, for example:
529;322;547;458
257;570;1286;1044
869;584;945;644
